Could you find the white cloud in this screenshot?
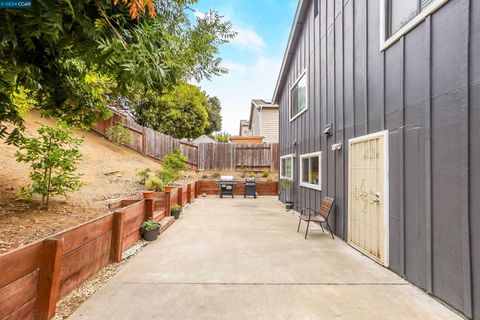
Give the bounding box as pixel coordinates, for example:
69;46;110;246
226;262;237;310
230;26;266;53
193;10;205;19
199;56;281;135
221;60;248;76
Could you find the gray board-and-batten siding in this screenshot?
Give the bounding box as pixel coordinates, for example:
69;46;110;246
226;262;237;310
274;0;479;318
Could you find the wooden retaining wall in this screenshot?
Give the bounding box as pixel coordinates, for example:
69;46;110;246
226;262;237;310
197;180;278;196
0;181;200;320
93;113;279;172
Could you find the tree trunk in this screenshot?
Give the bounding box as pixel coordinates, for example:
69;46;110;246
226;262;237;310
45;167;53;210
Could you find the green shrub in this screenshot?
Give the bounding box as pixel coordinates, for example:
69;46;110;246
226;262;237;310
145;177;165;192
212;169;221;178
239;167;247;178
12;87;37;116
18;185;33;201
156;168;179;186
249;171;256;178
262;169;270;178
16;123;83;209
137;168;151;185
141;219;161;232
280;178;293;190
156;149;187;186
162;149;187;172
106;122;131;145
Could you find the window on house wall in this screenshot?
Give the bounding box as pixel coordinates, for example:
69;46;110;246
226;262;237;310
290;71;307;120
280;155;294;180
299;152;321;190
383;0;449;48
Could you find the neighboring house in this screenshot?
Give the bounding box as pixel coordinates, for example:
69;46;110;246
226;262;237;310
191;134;216;144
273;0;479;318
249;99;279;143
239;120;250;136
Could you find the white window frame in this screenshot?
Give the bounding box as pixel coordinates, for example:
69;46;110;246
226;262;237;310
280;154;295;180
380;0;449;51
289;69;308;122
299;151;321;191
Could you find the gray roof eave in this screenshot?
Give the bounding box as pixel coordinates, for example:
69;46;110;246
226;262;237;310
271;0;310;103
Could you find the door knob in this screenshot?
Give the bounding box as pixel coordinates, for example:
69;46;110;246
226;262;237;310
373;192;381;204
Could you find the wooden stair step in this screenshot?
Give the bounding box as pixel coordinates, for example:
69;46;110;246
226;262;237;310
159;216;175;234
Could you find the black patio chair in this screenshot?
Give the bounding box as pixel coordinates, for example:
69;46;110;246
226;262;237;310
297;197;335;239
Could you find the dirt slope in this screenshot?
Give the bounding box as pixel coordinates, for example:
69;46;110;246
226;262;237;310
0;111;163;253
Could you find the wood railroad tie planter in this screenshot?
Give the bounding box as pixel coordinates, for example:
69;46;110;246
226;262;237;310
0;180;200;320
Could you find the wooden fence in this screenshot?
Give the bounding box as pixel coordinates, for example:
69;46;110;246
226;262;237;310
93;113;279;172
0;181;198;320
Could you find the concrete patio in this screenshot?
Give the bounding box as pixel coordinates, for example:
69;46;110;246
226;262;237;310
70;197;461;320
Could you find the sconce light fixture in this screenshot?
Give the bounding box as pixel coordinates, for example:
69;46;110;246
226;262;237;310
331;143;342;151
323;123;332;136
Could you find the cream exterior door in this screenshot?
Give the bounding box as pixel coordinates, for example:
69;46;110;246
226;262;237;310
348;131;389;266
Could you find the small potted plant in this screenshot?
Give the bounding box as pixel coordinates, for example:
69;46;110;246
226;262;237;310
143;191;154;199
140;219;161;241
171;204;182;219
280;178;294;210
145;177;165;193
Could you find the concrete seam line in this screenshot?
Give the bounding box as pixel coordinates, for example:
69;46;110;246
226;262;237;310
120;282;409;286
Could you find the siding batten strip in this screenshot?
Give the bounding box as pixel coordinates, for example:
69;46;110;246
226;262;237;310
460;0;473;316
341;3;347;239
364;0;368;134
332;0;336;231
352;1;356;138
424;16;433;294
399;36;406;277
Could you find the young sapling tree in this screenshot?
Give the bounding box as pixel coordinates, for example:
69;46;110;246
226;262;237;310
16;124;83;209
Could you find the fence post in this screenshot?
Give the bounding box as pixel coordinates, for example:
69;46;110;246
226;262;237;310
177;187;183;206
35;238;64;320
144;198;154;219
196;181;201;197
142;127;147;155
111;211;125;263
187;184;192;203
164;190;171;216
270;144;274;172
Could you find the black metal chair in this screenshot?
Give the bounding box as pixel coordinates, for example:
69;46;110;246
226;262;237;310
297;197;335;239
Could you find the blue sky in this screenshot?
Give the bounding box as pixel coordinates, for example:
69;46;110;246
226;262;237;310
193;0;298;135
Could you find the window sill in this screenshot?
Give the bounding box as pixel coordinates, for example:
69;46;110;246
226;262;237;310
300;183;321;191
380;0;449;51
289;107;308;122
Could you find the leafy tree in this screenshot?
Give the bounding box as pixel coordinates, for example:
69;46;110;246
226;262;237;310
114;0;156;19
211;131;230;143
134;83;210;139
15;124;83;209
12;87;38;117
0;0;235;143
204;96;222;134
